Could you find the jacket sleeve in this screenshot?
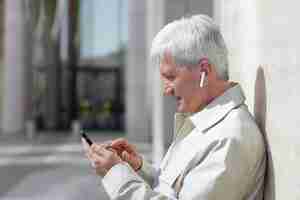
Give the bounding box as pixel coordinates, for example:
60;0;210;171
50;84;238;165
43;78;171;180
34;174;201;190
136;158;159;187
102;137;261;200
102;162;178;200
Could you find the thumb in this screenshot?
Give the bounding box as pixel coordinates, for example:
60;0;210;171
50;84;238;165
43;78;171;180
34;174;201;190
122;151;142;171
81;138;96;168
81;138;90;152
121;151;130;162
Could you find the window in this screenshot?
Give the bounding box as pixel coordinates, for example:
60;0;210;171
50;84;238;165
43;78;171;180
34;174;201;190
78;0;128;130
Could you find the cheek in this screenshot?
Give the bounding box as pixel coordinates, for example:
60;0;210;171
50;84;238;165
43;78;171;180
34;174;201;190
176;81;196;96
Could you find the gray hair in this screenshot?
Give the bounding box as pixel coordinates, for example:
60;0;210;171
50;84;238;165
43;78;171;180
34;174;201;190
150;15;229;80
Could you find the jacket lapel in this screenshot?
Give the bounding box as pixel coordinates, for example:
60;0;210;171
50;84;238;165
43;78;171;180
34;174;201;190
159;128;207;186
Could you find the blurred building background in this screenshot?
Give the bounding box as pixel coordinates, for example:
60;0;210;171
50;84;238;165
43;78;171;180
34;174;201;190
0;0;299;199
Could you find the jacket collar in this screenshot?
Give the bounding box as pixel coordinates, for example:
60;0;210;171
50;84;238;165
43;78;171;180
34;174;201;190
190;84;245;133
173;112;194;140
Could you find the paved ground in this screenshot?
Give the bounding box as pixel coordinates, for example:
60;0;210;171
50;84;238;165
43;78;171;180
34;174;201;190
0;131;152;200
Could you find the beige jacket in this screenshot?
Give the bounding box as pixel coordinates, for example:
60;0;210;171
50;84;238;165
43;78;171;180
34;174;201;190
102;84;266;200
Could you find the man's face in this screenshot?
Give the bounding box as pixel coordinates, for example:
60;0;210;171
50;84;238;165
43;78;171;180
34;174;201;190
160;55;203;113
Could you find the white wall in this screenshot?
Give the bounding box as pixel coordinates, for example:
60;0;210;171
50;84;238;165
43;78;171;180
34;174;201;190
2;1;33;134
216;1;300;199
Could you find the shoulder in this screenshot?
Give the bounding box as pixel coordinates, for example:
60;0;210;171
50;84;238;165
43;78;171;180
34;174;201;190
211;104;266;165
214;104;262;140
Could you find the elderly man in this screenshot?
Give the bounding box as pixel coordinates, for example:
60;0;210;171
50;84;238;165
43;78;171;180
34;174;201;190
82;15;266;199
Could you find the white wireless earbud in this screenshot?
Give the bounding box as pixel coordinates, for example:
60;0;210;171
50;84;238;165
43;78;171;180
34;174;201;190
199;72;206;88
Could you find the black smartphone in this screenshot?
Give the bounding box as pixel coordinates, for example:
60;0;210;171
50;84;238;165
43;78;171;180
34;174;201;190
80;130;93;146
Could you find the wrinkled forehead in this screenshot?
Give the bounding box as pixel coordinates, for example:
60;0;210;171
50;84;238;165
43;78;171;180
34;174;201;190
160;54;178;74
161;51;177;66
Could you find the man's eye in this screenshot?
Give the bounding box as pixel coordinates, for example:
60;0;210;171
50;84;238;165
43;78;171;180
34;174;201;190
166;76;175;81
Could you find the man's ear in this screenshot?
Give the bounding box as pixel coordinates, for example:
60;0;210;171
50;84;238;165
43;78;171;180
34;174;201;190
198;58;211;75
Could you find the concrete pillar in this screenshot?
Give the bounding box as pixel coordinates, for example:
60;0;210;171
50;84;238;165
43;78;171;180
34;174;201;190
2;0;33;134
146;0;166;166
44;0;67;129
33;0;62;130
44;42;61;129
0;1;3;59
216;0;300;199
0;1;3;124
126;0;149;142
188;0;213;17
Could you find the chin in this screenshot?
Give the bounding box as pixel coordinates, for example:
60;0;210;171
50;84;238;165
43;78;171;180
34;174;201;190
176;106;188;113
176;101;191;113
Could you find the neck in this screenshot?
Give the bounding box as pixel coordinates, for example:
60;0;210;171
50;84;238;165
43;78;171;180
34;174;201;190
206;81;233;104
192;81;234;113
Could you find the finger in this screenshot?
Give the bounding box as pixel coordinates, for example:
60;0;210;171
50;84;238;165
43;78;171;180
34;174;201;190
110;139;126;153
85;148;97;168
81;138;90;152
99;140;112;148
111;138;128;146
89;142;119;155
92;143;110;151
90;151;105;166
92;147;107;157
89;146;106;159
111;138;135;153
106;146;118;154
93;142;117;154
87;148;101;165
103;140;113;146
92;145;116;159
85;148;92;159
121;151;131;162
91;144;100;152
120;142;137;154
101;147;122;163
98;141;113;149
91;162;96;168
122;151;142;171
121;151;138;170
100;147;116;157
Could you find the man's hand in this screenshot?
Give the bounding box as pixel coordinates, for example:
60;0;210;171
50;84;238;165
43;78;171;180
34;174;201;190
82;139;122;177
110;138;143;171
